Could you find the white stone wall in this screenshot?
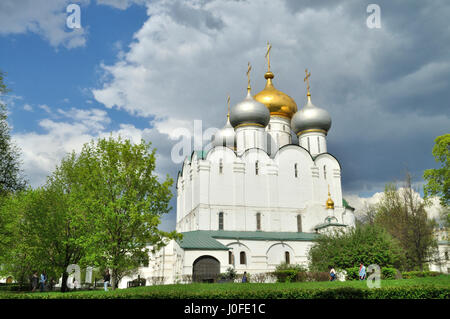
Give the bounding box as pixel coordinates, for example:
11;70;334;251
176;144;346;233
266;116;292;154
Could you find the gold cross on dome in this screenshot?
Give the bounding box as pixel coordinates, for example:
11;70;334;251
227;94;230;118
265;41;272;72
304;68;311;97
247;62;252;90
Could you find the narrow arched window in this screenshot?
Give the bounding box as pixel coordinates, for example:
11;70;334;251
240;251;246;265
307;137;310;151
256;212;261;231
285;252;290;264
255;161;259;175
228;251;234;264
317;136;321;153
323;165;327;179
218;212;224;230
294;163;298;178
283;124;286;131
297;215;302;232
219;159;223;174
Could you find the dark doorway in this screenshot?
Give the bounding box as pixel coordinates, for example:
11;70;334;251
193;256;220;283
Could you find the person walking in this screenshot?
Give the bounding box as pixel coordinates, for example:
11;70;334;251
329;266;336;281
359;263;366;280
242;272;247;283
103;270;110;291
39;271;46;292
31;272;38;292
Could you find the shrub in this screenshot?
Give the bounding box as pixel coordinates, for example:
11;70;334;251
306;272;330;282
275;262;307;272
251;273;269;283
150;277;165;285
345;267;360;280
218;267;237;282
381;268;400;280
272;263;308;283
181;275;192;284
308;225;404;271
235;272;251;283
272;270;298;283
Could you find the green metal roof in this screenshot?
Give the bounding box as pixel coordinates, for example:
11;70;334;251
342;198;355;211
178;231;229;250
177;230;319;250
437;240;450;245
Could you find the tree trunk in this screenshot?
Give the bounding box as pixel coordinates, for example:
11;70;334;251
61;272;69;292
111;269;117;290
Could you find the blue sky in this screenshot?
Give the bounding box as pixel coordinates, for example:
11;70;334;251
1;0;449;230
2;2;148;134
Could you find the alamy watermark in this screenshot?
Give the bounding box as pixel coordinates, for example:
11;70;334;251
66;3;82;29
366;4;381;29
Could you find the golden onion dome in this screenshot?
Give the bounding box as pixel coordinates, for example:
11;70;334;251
254;71;298;119
326;187;335;210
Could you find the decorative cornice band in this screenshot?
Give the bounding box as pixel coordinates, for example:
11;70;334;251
297;129;327;136
270;113;291;120
235;122;266;129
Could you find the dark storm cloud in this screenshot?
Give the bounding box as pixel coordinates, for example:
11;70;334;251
94;0;450;203
277;0;450;194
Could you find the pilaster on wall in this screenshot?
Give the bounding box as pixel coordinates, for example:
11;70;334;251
311;165;321;203
267;116;292;153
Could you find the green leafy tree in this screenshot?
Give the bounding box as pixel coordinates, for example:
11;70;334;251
0;177;89;291
0;192;34;289
0;70;26;197
30;153;90;292
375;174;439;271
74;136;180;289
424;134;450;207
308;225;404;272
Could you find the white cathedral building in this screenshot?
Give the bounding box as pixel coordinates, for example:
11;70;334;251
118;52;356;288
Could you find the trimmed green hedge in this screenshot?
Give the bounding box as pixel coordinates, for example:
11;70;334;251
402;271;440;279
271;271;329;283
1;286;448;299
0;284;25;291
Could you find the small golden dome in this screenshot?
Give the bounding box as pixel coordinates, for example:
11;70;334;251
326;197;335;210
254;71;298;119
326;187;334;210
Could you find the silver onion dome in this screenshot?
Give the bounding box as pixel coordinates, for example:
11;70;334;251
230;90;270;128
212;117;236;148
291;98;331;135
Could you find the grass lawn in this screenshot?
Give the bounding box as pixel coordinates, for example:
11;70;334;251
1;275;449;299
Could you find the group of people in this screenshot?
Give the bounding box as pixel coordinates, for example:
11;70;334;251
329;263;366;281
31;271;56;292
29;270;111;292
